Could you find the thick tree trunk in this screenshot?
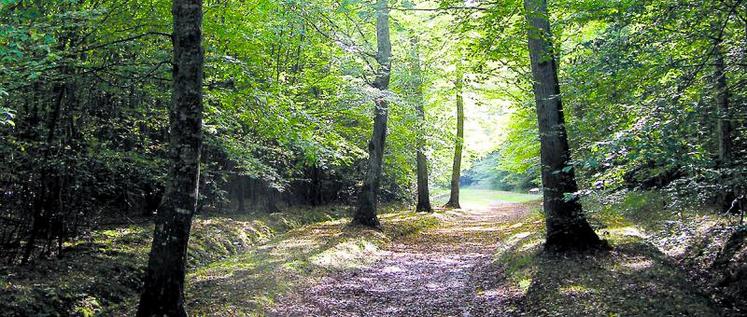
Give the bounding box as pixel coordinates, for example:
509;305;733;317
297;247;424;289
353;0;391;228
524;0;605;252
136;0;204;315
445;60;464;209
412;37;432;213
416;138;432;212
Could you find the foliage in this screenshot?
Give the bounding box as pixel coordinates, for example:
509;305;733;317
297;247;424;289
0;0;465;262
439;0;747;209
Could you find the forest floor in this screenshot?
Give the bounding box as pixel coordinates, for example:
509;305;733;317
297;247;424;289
1;189;739;316
268;202;531;316
262;189;723;317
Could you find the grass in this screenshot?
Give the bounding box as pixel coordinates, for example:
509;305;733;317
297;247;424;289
432;187;541;208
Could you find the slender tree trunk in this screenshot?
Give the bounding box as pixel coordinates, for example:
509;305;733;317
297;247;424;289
412;37;432;213
136;0;204;315
236;175;246;213
713;26;735;212
523;0;605;252
714;30;733;163
23;84;66;264
445;59;464;209
353;0;391;227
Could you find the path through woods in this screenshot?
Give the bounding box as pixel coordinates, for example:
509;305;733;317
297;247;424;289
270;202;531;316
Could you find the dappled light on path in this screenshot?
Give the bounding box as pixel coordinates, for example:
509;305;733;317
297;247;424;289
269;203;531;316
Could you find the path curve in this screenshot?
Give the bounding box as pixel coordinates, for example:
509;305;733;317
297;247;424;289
270;203;529;317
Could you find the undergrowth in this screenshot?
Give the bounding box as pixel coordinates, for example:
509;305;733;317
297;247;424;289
485;195;730;316
185;211;439;316
0;204;432;316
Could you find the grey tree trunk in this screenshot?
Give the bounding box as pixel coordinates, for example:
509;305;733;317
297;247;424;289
353;0;391;227
412;37;433;213
445;59;464;209
524;0;605;252
137;0;204;315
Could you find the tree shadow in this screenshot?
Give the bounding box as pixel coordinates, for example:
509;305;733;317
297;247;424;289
518;240;721;316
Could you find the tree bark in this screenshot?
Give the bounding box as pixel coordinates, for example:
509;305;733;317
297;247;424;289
353;0;391;227
445;59;464;209
523;0;605;252
713;29;733;163
412;37;432;213
712;25;735;213
136;0;204;315
236;175;246;213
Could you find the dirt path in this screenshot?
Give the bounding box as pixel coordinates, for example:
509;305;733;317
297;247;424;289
270;203;529;317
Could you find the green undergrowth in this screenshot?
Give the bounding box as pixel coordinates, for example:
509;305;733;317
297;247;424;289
0;205;377;316
184;211;440;316
487;195;725;316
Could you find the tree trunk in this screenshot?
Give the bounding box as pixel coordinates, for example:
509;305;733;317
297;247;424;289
523;0;605;252
136;0;204;315
353;0;391;228
412;37;432;213
445;59;464;209
712;26;735;213
236;175;246;213
23;84;66;264
714;30;733;163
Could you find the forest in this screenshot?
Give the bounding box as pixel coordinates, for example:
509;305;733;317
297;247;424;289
1;0;746;316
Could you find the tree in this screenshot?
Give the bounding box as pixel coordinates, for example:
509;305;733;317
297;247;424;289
444;55;464;209
712;19;735;212
523;0;605;252
136;0;204;315
411;36;433;213
352;0;392;227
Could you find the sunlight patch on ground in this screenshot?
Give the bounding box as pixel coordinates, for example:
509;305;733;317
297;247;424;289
310;238;385;270
559;284;593;296
621;258;654;271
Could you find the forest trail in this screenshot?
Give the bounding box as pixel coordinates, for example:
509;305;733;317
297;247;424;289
269;202;531;317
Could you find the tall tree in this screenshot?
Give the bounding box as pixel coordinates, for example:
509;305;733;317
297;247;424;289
712;19;735;212
523;0;605;252
713;38;732;164
411;36;433;213
444;56;464;209
137;0;204;315
353;0;392;227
